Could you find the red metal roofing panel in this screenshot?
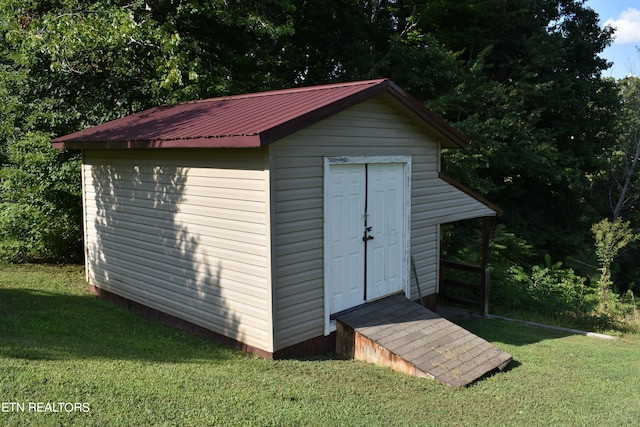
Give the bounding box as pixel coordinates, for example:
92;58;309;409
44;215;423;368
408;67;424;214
51;79;468;149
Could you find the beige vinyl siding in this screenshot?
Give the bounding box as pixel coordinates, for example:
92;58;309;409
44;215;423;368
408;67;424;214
83;149;273;352
270;97;443;350
409;224;439;299
412;176;497;226
409;172;498;297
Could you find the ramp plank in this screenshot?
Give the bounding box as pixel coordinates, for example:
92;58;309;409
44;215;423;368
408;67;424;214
335;294;512;387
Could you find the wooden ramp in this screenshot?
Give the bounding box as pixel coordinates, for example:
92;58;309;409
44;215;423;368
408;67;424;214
334;294;512;387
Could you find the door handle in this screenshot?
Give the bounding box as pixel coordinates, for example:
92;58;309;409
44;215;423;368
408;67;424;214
362;226;374;242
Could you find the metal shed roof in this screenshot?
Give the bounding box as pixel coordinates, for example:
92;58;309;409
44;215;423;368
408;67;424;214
51;79;469;150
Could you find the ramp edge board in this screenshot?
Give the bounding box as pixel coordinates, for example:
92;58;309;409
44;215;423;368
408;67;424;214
335;294;512;387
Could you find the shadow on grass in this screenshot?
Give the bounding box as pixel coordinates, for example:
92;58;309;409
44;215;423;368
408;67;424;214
0;288;234;363
448;317;568;380
456;316;573;347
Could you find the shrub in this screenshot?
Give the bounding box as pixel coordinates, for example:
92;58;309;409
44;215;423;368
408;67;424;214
0;133;82;263
492;256;599;318
592;218;639;312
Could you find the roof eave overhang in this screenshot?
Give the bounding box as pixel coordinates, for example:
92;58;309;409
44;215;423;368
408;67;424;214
439;172;502;216
50;134;262;150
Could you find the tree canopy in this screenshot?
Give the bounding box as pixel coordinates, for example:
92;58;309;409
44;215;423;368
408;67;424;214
0;0;627;280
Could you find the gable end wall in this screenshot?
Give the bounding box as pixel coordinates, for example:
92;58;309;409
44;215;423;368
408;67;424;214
270;97;445;351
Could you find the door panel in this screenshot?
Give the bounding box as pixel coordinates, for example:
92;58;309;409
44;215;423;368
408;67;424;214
326;164;366;315
366;163;405;300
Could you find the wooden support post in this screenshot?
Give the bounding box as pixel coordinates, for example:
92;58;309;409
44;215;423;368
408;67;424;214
438;226;444;309
480;217;492;318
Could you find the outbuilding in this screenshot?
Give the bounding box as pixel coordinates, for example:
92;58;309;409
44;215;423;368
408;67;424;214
52;79;499;358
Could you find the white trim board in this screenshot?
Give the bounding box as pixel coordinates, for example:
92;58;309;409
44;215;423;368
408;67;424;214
323;156;412;335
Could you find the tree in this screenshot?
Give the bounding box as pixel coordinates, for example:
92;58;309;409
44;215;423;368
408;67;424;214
0;134;81;262
0;0;187;261
0;0;623;266
606;77;640;221
147;0;297;96
592;218;638;311
0;0;300;262
420;0;619;260
592;77;640;295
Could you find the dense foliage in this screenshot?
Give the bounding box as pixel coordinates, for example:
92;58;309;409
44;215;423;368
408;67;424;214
493;257;598;319
1;0;638;318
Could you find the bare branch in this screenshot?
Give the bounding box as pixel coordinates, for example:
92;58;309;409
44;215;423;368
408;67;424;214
611;128;640;220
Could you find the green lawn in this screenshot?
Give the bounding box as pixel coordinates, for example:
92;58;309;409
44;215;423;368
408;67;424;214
1;264;640;426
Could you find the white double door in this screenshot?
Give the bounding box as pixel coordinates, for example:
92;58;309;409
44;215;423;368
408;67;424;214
326;161;408;322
